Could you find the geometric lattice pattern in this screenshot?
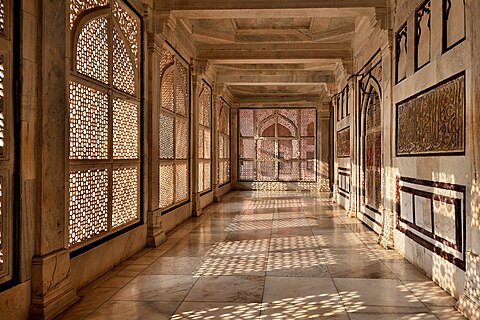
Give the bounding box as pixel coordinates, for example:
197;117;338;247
0;0;4;36
159;165;174;208
176;163;188;202
198;82;212;193
76;17;109;84
218;101;231;185
69;81;109;160
0;177;3;267
69;1;141;247
69;169;109;246
112;167;139;228
364;90;382;210
159;113;174;159
69;0;109;29
0;55;4;155
113;28;135;95
238;108;316;182
113;98;138;159
112;0;139;68
159;45;190;210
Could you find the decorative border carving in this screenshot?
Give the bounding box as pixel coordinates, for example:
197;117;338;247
396;176;466;270
337;167;350;199
442;0;466;53
337;126;350;158
396;72;465;156
414;0;431;71
395;23;408;84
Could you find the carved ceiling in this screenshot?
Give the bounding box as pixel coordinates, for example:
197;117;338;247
155;0;388;103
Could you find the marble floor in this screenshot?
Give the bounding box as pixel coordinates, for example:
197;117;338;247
59;191;466;320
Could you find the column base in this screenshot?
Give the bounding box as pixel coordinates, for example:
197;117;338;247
29;249;79;319
378;234;395;250
192;193;203;217
457;252;480;320
146;209;166;247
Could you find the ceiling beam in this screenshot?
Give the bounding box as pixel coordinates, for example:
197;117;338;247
217;70;335;85
198;43;352;61
164;8;377;20
156;0;387;11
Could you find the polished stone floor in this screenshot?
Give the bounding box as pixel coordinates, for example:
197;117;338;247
60;191;466;319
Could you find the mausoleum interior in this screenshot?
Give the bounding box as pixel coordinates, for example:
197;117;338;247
0;0;479;319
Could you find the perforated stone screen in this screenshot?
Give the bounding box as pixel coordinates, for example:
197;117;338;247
198;81;212;193
159;45;190;210
0;0;14;285
218;100;231;185
68;0;141;248
238;108;316;182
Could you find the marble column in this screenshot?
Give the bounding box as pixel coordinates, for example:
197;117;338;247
378;39;395;249
29;1;78;318
212;85;221;203
191;60;208;217
457;0;480;318
146;27;167;246
347;79;357;218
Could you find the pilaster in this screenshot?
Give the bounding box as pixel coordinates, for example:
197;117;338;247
30;0;78;317
146;7;166;247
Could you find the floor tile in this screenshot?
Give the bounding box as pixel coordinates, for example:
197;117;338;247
86;301;180;320
59;191;465;320
112;275;197;302
172;302;262;319
185;276;265;303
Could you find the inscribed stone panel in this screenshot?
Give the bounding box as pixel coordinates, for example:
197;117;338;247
397;74;465;156
337;127;350;158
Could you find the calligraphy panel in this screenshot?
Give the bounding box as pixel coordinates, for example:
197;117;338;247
397;73;465;156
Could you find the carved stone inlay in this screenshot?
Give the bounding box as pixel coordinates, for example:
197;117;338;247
396;24;408;83
415;0;431;70
443;0;466;51
397;73;465;156
337;127;350;158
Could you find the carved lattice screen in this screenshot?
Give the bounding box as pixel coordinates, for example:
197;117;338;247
365;90;382;210
239;108;316;182
198;81;211;193
68;0;141;248
159;45;190;209
218;100;230;185
0;0;13;285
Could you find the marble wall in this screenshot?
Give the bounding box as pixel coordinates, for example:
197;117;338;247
333;0;478;314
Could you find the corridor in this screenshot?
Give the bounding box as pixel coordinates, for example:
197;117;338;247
60;192;465;320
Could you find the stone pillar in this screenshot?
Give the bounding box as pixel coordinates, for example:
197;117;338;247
146;19;166;246
191;60;207;216
317;104;331;193
29;1;78;318
347;79;357;218
331;96;339;203
231;105;239;188
212;85;221;203
457;0;480;318
378;37;395;249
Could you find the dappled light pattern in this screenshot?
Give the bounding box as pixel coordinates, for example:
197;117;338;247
171;303;261;320
62;191;466;320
